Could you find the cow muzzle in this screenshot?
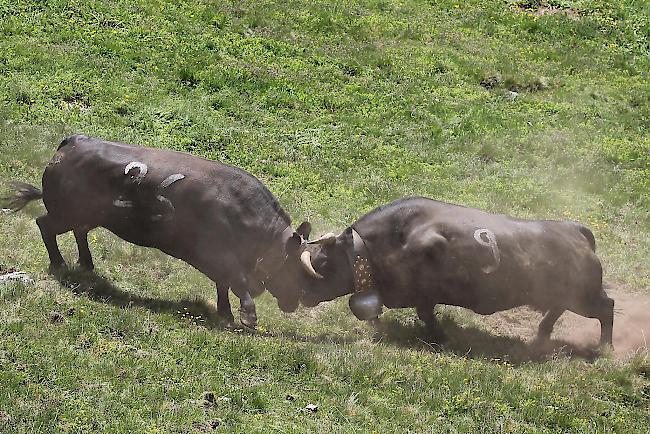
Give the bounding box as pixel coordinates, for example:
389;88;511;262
300;293;320;308
277;297;300;313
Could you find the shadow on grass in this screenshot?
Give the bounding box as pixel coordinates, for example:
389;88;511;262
53;267;360;346
374;315;603;364
53;267;233;329
54;268;602;363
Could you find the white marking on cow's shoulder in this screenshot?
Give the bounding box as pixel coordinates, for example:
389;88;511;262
113;198;133;208
124;161;148;183
473;228;500;274
159;173;185;189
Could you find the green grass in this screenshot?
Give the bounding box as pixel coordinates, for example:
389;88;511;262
1;0;649;431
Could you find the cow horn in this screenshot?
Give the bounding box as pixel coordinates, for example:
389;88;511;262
307;232;337;245
300;251;324;279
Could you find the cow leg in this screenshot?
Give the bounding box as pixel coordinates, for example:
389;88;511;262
594;295;614;346
215;284;235;325
211;255;257;328
223;270;257;329
536;308;564;342
36;214;68;272
569;295;614;346
230;284;257;329
597;297;614;346
73;228;94;271
416;304;446;342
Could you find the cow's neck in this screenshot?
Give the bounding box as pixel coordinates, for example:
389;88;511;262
253;223;293;281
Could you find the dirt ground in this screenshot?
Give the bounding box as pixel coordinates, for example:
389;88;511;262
481;287;650;359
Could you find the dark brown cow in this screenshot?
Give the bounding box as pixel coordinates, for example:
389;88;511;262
300;197;614;345
3;135;314;328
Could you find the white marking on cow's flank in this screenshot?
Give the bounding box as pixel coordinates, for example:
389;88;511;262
151;195;174;222
473;228;500;274
113;198;133;208
124;161;148;183
159;173;185;189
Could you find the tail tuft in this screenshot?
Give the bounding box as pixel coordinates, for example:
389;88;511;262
578;225;596;253
1;181;43;212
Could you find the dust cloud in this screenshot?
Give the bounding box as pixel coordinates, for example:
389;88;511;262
482;288;649;359
560;289;650;358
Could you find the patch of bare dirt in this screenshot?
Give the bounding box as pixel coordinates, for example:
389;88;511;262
61;94;91;112
513;2;580;20
481;287;650;359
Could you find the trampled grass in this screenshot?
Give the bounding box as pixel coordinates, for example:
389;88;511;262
1;0;649;432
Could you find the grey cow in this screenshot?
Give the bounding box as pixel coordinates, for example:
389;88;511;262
299;197;614;345
3;135;314;327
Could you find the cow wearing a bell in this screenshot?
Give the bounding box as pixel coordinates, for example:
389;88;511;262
3;135;314;328
300;197;614;345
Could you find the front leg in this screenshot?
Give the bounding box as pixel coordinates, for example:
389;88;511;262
231;284;257;329
416;304;446;343
226;271;258;329
211;256;258;329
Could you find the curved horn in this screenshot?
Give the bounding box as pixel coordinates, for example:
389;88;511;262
300;250;324;279
307;232;337;245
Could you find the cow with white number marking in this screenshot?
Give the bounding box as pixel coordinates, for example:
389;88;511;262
2;135;315;328
299;197;614;346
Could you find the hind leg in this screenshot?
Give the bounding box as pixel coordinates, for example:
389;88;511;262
417;304;446;343
598;297;614;346
74;228;95;271
569;295;614;346
215;284;235;325
536;308;565;342
36;214;69;272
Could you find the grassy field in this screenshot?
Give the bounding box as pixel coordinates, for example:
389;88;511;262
1;0;649;432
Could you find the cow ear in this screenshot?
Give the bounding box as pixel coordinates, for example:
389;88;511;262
295;221;311;240
285;232;304;257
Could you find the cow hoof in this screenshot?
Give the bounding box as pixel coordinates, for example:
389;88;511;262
241;319;257;330
217;310;235;325
598;340;614;350
532;335;553;350
431;332;447;344
48;261;67;275
424;325;447;343
76;261;95;272
223;320;238;330
239;309;257;330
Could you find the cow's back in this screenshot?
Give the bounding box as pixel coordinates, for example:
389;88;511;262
41;135;290;267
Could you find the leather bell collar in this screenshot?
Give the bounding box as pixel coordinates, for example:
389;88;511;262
346;227;374;293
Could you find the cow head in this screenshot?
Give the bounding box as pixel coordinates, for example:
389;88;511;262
263;221;315;313
298;230;355;308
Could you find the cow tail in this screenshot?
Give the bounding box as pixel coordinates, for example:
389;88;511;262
1;181;43;212
57;135;76;150
575;223;596;253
